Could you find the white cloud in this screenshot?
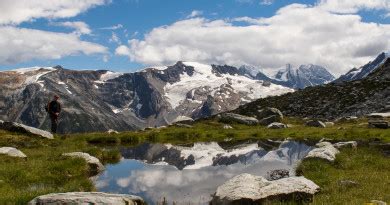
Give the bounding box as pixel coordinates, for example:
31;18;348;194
52;21;92;35
115;45;131;56
100;24;123;30
103;55;109;62
117;4;390;76
109;32;121;44
0;26;107;64
187;10;203;18
260;0;274;5
318;0;390;14
0;0;110;25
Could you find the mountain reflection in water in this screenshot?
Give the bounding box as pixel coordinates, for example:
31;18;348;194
94;140;313;205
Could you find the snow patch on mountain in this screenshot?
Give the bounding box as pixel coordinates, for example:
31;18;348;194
164;62;293;109
95;71;123;84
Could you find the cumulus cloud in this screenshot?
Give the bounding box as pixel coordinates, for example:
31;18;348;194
260;0;274;5
109;32;121;44
116;3;390;76
0;0;110;25
318;0;390;14
52;21;92;35
0;26;107;64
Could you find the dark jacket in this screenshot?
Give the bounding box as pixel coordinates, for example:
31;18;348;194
48;100;61;115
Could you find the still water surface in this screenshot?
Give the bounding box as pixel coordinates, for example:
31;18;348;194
94;140;312;204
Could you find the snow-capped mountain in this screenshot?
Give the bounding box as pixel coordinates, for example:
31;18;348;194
271;64;335;89
0;62;293;133
238;64;335;89
334;52;390;83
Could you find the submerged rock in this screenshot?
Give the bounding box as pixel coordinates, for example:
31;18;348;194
305;142;339;162
219;113;259;125
0;121;53;139
62;152;105;173
28;192;145;205
211;173;320;205
0;147;27;158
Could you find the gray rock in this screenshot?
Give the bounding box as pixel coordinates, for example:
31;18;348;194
28;192;145;205
368;120;389;129
267;122;287;129
305;142;339;162
259;115;282;126
211;173;320;205
0;147;27;158
266;169;289;181
223;124;233;129
175;123;193;128
0;121;53;139
324;122;335;127
62;152;104;174
107;129;119;134
333;141;358;149
256;107;283;121
306;120;326;128
219;113;258;125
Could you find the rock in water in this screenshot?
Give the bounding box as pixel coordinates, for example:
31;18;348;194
267;122;287;129
62;152;105;174
219;113;259;125
305;120;326;128
305;142;339;162
0;121;53;139
211;173;320;205
28;192;145;205
0;147;27;158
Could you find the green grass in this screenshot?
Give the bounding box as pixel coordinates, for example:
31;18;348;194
298;147;390;204
0;117;389;204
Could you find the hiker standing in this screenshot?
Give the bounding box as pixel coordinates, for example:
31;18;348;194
47;95;61;133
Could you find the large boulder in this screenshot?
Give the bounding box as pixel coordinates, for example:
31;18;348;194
28;192;145;205
62;152;105;174
304;142;339;162
255;107;283;120
211;173;320;205
267;122;287;129
368;120;389;129
0;121;53;139
219;113;258;125
0;147;27;158
305;120;326;128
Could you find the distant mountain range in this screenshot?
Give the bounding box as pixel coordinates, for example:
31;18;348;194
2;51;387;133
0;62;296;133
241;64;335;89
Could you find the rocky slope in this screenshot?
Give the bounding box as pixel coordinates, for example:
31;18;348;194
334;52;390;83
0;62;292;133
236;59;390;120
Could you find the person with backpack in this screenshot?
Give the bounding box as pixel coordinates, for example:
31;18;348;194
47;95;61;133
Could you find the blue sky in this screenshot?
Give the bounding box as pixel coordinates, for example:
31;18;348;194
1;0;390;75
